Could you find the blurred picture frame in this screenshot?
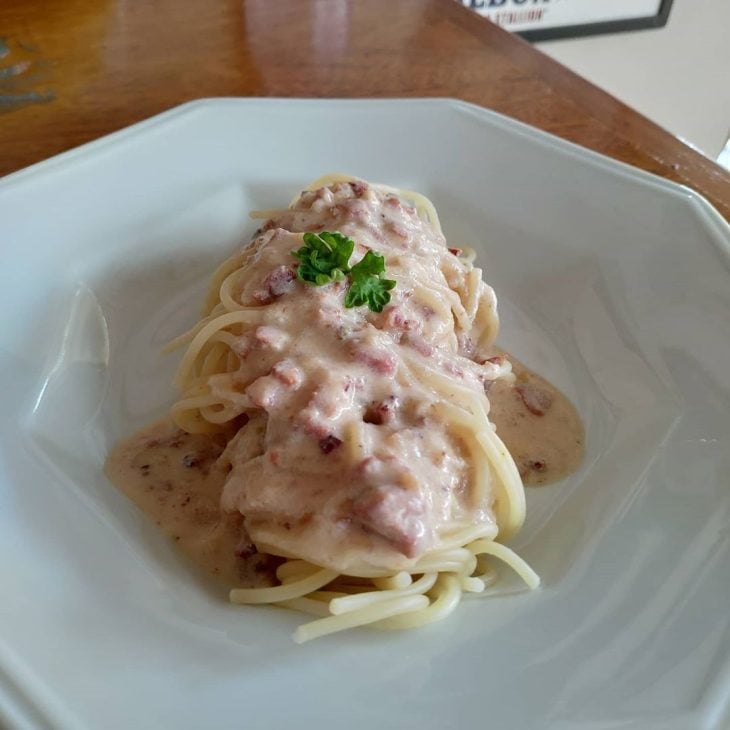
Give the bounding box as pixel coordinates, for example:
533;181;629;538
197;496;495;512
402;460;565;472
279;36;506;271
461;0;675;41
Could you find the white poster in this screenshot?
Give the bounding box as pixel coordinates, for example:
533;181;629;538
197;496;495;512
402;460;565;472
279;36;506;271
461;0;664;33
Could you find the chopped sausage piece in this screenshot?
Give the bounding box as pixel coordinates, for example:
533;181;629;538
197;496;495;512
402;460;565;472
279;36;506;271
316;303;345;330
403;333;434;358
517;459;548;478
254;326;289;350
343;199;370;224
318;435;343;454
378;306;414;332
234;541;258;559
253;265;295;304
350;342;397;376
266;265;296;297
515;383;553;416
299;412;330;440
328;203;348;219
387;221;409;239
351;485;427;558
272;360;304;388
475;354;504;366
246;376;281;410
298;385;343;439
182;454;200;468
232;335;253;358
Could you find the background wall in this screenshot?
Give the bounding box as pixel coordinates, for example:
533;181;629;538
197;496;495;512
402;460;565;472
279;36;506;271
536;0;730;161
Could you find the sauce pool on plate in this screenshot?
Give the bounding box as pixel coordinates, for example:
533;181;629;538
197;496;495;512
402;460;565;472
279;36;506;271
489;356;584;486
105;421;277;588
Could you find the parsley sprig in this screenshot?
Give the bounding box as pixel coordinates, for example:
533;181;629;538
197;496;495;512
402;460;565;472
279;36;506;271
344;250;396;312
292;231;396;313
292;231;353;286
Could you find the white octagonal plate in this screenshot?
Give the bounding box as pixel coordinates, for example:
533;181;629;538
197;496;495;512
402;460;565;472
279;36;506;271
1;99;729;730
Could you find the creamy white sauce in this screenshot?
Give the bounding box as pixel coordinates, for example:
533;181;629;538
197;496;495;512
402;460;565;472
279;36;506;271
105;181;584;584
490;357;584;486
105;357;583;586
183;183;505;575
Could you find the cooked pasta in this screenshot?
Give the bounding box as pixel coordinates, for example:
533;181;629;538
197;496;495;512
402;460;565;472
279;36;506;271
164;175;538;641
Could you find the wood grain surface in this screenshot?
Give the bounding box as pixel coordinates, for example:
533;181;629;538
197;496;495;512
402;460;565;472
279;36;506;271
1;0;728;218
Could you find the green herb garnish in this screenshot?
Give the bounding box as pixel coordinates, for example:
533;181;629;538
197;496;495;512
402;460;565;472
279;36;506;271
292;231;396;313
292;231;354;285
344;250;397;313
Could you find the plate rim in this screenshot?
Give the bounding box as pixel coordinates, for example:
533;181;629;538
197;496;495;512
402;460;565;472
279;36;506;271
1;97;729;252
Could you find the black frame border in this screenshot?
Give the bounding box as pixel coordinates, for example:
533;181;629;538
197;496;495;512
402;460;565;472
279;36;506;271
502;0;675;42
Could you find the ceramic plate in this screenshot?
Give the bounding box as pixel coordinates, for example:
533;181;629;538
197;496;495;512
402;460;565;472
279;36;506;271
1;98;729;730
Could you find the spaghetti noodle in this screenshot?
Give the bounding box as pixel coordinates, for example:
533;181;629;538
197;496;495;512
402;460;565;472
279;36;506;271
166;175;539;641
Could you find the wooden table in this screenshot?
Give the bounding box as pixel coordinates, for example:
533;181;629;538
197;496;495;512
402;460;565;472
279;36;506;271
1;0;729;219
